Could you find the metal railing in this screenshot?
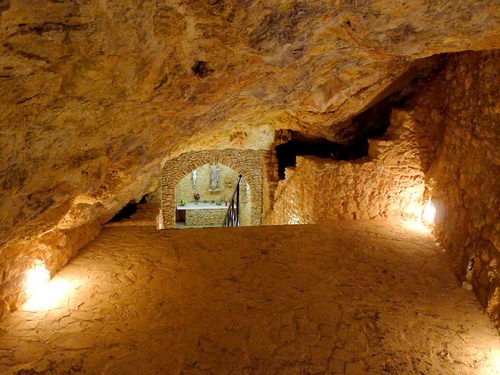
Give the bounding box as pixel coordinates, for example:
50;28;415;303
223;175;243;227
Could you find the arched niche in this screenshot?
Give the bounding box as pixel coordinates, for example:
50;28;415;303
161;149;264;228
174;163;252;227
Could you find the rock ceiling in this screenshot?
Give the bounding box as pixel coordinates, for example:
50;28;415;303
0;0;499;248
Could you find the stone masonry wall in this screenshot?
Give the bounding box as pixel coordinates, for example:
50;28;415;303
161;149;264;228
269;108;434;225
175;163;240;205
175;163;251;226
269;50;499;329
422;51;500;328
185;209;227;227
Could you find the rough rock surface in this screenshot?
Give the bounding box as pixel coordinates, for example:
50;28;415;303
1;221;499;374
267;50;500;328
421;51;500;329
269;108;431;224
0;1;499;317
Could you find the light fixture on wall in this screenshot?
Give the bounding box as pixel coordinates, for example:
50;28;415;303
422;198;436;225
24;262;76;311
26;262;50;297
492;349;500;372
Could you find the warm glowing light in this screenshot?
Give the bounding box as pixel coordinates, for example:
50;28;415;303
400;219;431;234
24;264;78;311
26;264;50;297
289;213;300;225
491;349;500;373
422;199;436;224
23;277;76;312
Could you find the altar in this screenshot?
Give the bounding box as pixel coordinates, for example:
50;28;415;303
176;202;228;227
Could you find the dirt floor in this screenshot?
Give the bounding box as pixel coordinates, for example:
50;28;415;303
0;220;499;374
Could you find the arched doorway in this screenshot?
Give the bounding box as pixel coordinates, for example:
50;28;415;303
160;149;265;229
174;163;252;228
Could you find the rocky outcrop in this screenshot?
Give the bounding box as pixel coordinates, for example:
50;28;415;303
1;1;499;317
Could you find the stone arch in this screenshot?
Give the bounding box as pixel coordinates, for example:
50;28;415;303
161;149;264;228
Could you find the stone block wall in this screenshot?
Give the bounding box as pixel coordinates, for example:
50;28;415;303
174;162;252;226
269;109;433;225
185;208;227;227
175;163;240;205
421;51;499;328
161;149;264;228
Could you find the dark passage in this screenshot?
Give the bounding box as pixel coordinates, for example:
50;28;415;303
275;135;368;179
274;58;447;180
110;196;148;222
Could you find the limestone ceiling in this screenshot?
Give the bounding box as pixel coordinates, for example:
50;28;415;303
0;0;499;246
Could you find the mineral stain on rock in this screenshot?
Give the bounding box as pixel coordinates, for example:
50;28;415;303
0;0;9;14
191;61;213;78
250;3;324;49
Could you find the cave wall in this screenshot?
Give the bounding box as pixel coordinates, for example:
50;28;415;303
423;51;499;328
161;149;264;228
269;108;434;224
2;0;499;249
0;170;157;320
269;50;500;328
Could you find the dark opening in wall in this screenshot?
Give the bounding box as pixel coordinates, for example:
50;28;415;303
274;56;448;180
109;196;148;222
275;134;368;179
343;80;419;141
333;55;447;144
274;71;431;180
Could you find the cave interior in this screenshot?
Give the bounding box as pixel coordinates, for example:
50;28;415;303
0;1;499;373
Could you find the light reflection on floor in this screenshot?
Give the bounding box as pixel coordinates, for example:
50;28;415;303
23;276;82;312
1;220;499;374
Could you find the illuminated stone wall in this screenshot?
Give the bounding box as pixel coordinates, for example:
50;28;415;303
422;51;500;329
269;50;499;330
185;208;227;227
175;163;251;226
161;149;264;228
269;109;432;225
175;163;240;204
0;219;102;320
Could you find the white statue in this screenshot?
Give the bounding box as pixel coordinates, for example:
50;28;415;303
191;169;197;189
209;162;220;189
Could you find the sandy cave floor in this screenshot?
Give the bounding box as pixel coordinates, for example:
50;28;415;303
0;220;499;374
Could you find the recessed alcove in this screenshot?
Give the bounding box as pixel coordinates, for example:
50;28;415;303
275;134;368;179
109;196;146;222
174;163;252;228
160;148;275;229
